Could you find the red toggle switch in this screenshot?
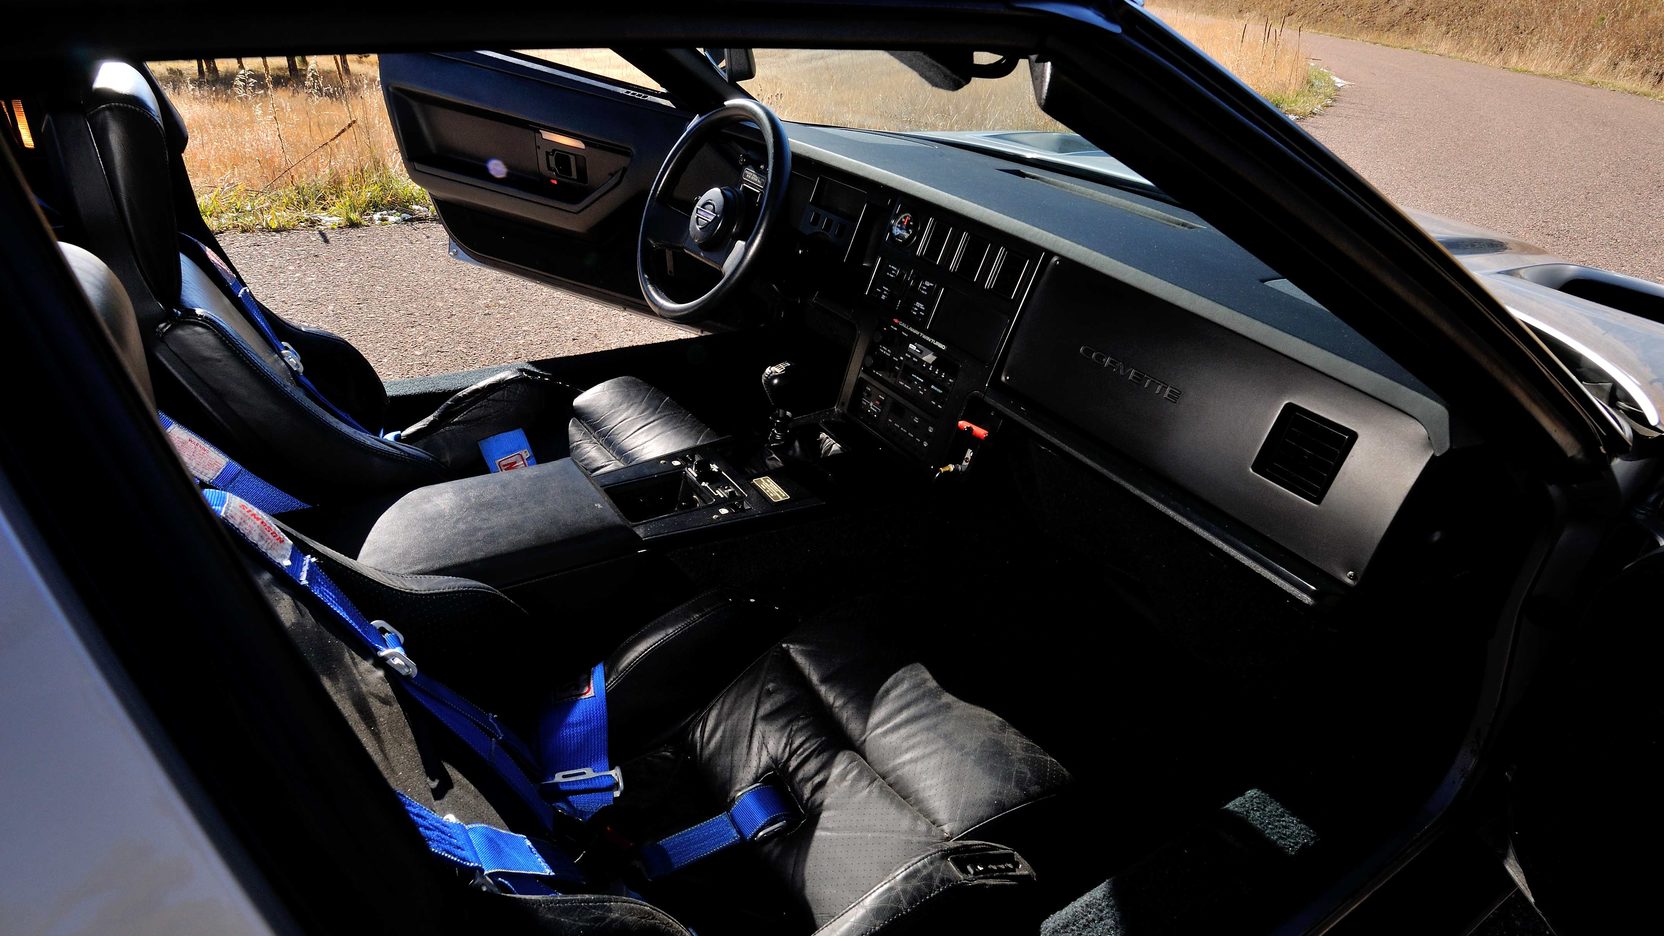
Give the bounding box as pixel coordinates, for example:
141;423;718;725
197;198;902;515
956;420;990;440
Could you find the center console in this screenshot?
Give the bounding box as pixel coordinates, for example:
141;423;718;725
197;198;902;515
356;439;822;597
842;200;1038;467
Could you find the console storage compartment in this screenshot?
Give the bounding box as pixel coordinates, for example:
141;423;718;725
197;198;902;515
592;443;823;542
357;458;638;587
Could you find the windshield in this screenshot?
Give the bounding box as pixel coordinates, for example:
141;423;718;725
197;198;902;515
737;50;1064;133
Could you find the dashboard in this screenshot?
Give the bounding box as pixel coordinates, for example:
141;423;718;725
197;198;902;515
771;125;1449;595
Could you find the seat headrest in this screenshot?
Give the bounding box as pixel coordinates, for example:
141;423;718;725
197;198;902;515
72;61;183;312
60;242;155;406
88;61;189;153
90;60;165;125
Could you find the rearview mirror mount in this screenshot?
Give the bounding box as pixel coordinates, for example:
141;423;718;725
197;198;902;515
705;48;756;83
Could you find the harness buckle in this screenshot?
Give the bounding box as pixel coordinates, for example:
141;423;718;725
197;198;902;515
373;620;418;678
278;341;305;374
548;766;624;797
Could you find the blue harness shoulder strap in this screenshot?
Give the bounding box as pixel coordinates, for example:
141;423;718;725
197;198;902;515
159;413;309;515
178;235;373;434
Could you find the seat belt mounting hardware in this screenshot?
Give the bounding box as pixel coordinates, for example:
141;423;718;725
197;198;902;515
549;766;624;797
278;341;305;374
373;620;418;677
749;812;795;842
469;870;505;894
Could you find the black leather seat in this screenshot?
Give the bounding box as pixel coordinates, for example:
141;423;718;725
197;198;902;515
63;240;1068;936
656;616;1070;932
568;375;722;475
44;61;716;505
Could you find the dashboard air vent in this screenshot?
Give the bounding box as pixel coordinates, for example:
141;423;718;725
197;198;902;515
1252;404;1357;505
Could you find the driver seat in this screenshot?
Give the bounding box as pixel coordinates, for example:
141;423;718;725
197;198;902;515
45;60;716;504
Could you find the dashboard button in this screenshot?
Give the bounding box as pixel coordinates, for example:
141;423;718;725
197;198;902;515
903;292;937;325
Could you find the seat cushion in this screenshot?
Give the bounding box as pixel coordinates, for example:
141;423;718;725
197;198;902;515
681;618;1071;929
568;376;720;474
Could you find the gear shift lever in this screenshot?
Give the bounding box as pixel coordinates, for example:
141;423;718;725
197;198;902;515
762;361;796;449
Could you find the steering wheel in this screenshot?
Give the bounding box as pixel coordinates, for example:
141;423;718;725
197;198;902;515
637;99;792;321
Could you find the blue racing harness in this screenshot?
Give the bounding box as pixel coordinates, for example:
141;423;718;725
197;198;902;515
194;473;797;893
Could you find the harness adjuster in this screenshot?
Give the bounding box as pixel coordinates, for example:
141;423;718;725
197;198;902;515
373;620;418;677
729;778;802;846
547;765;624;797
278;341;305;374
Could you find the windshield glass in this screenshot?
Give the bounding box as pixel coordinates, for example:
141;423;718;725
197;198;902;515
737;50;1064;133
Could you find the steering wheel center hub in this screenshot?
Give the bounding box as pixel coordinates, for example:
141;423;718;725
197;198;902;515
690;186;734;245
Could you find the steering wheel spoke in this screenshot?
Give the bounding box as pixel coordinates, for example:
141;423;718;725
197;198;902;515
636;99;792;321
643;202;694;251
720;240;747;276
671;236;740;275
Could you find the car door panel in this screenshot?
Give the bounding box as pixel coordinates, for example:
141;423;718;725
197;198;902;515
380;51;692;311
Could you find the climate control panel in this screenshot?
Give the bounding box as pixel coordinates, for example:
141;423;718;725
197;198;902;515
848;317;984;465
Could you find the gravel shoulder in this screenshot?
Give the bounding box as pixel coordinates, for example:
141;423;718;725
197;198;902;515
218;223;687;380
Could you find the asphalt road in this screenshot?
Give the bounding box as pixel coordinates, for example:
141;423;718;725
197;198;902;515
1301;33;1664;284
220;39;1664;379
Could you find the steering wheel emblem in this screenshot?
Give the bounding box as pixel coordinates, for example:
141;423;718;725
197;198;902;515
689;187;730;245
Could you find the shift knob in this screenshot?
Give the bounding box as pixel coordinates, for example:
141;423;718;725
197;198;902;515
762;361;796;412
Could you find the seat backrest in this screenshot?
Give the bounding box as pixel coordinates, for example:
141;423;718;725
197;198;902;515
43;61;445;504
46;61;183;334
60;240;155;406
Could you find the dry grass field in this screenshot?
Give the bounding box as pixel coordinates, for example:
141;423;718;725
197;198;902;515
1145;5;1338;115
151;56;430;232
159;30;1332;232
1163;0;1664;99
